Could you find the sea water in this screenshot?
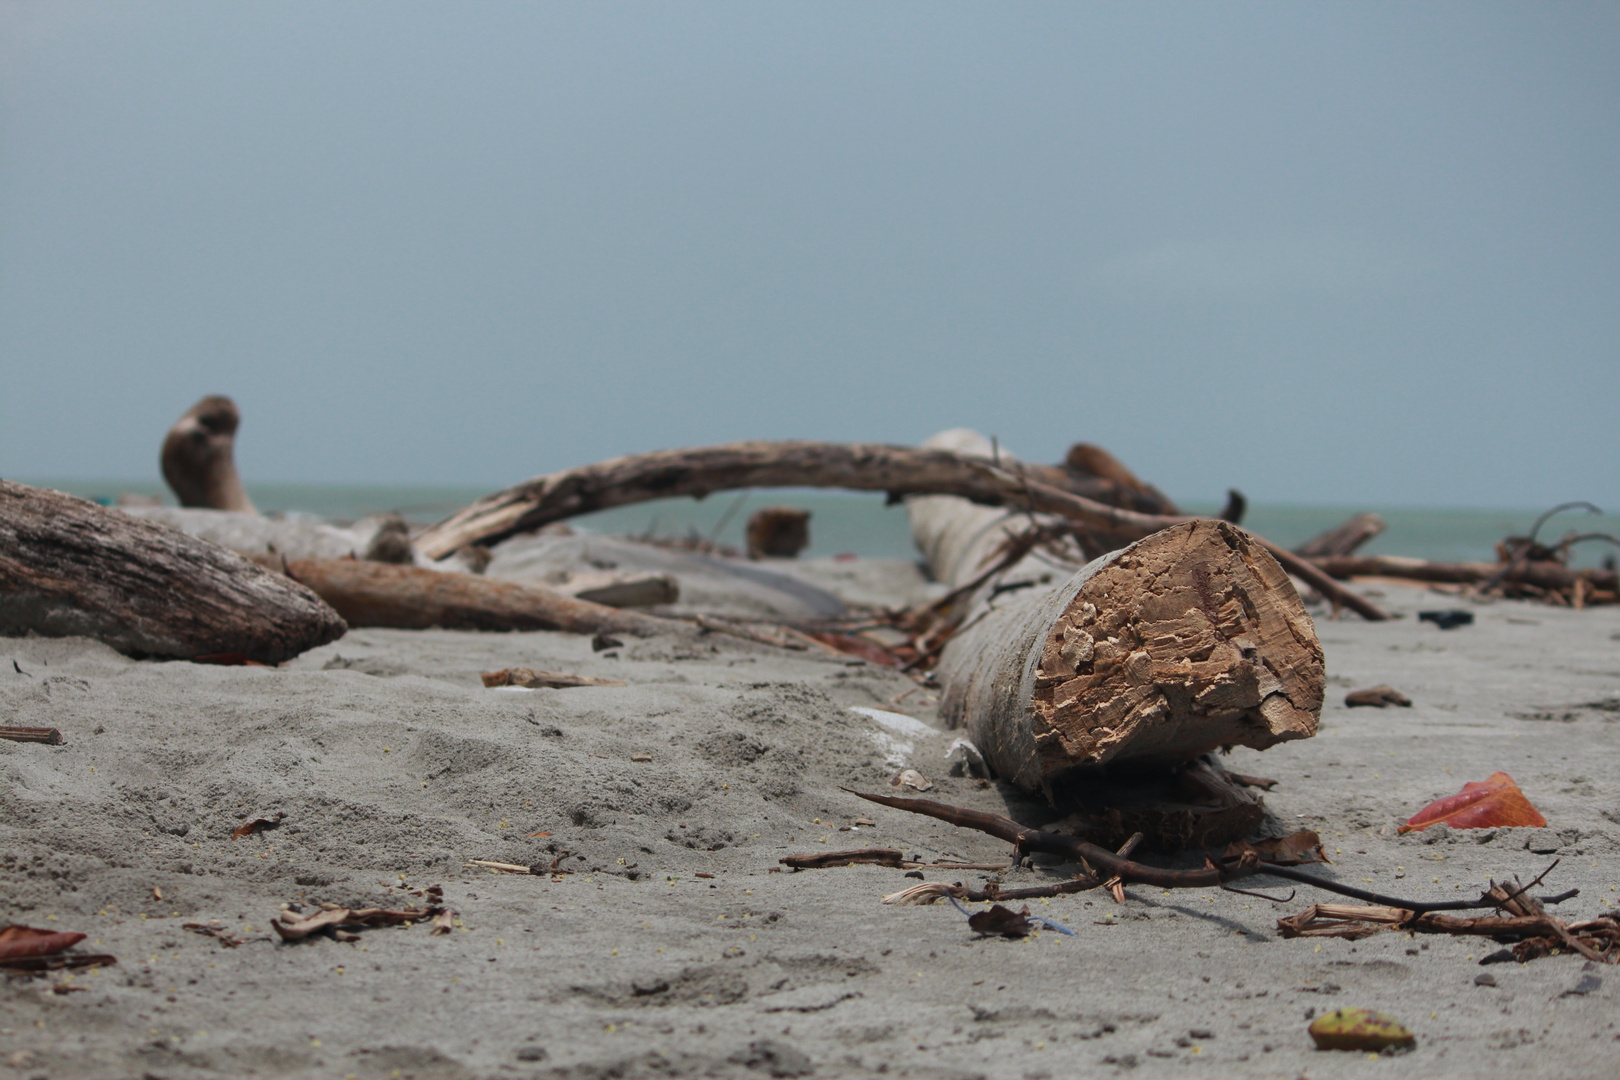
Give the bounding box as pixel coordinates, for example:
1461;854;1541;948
29;479;1620;569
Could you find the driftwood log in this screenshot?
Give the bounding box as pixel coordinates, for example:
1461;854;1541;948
414;442;1189;560
161;395;256;512
1295;512;1385;558
0;480;344;662
907;433;1324;798
414;440;1385;621
1311;554;1618;594
280;559;689;637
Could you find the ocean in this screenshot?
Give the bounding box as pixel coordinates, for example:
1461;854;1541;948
25;478;1620;570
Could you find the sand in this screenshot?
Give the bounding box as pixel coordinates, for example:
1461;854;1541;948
4;566;1620;1080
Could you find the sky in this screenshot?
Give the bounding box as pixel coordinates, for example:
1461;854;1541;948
2;2;1616;509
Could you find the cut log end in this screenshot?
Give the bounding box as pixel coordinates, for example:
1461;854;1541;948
1028;519;1323;776
745;507;811;559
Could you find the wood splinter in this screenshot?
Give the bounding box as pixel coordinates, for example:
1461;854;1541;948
0;726;63;745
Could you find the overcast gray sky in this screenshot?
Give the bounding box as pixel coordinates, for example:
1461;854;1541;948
2;2;1615;508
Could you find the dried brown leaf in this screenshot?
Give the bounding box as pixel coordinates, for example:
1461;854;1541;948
232;812;285;840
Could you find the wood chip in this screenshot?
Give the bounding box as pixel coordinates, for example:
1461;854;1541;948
480;668;627;689
1344;685;1412;708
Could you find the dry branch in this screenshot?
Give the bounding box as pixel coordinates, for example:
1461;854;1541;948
854;788;1587;918
412;441;1174;559
281;558;688;637
1312;554;1618;595
414;440;1386;620
0;727;63;745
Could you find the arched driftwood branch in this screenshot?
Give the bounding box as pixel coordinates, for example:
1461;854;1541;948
413;441;1386;620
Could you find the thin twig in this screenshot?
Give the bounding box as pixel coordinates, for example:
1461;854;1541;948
852;788;1581;914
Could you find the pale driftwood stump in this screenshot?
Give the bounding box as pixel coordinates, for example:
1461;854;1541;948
934;519;1325;796
160;395;257;512
0;480;344;662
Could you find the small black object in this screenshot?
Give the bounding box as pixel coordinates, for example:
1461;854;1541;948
904;870;924;880
1418;609;1474;630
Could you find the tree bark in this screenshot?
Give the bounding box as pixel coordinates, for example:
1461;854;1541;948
0;480;344;663
413;439;1388;621
281;558;690;637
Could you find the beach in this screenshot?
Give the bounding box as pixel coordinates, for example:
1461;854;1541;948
4;562;1620;1079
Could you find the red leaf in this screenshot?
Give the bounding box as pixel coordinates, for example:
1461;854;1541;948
192;653;269;666
0;925;87;961
1399;772;1546;833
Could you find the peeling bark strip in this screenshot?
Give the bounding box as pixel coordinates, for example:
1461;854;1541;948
282;558;687;637
0;480;345;663
414;441;1386;620
937;520;1324;794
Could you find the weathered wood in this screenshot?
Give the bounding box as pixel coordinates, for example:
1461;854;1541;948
1311;554;1618;593
0;727;64;745
414;441;1187;560
1295;513;1385;558
480;668;626;689
1063;443;1179;515
0;480;345;663
934;518;1325;795
160;396;256;512
281;558;688;637
905;431;1325;801
415;439;1388;620
745;507;810;559
907;428;1085;591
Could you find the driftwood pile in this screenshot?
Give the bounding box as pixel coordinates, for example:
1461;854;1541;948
4;399;1612;836
9;398;1619;990
1283;502;1618;609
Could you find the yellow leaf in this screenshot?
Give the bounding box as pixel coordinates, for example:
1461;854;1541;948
1308;1007;1415;1052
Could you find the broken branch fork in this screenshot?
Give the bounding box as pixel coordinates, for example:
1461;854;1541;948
852;789;1578;915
